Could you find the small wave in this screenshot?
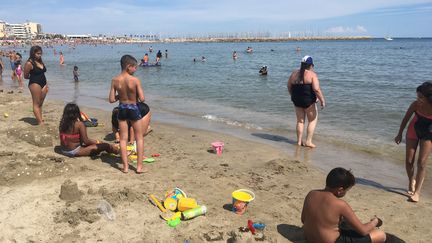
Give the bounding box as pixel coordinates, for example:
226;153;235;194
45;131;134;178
202;114;263;130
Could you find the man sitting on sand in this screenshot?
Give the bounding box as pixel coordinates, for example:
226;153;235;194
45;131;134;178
301;167;386;243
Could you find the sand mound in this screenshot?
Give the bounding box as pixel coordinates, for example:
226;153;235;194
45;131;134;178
60;179;83;202
99;186;146;207
7;126;56;147
265;158;308;174
0;151;66;185
54;205;100;227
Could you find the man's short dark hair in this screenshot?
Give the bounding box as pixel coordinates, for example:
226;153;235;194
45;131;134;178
326;167;355;189
120;54;137;70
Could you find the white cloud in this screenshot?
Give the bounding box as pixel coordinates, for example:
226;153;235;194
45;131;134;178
356;26;367;32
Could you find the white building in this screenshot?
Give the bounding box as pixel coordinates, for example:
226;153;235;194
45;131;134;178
0;21;6;38
0;20;42;39
25;22;42;38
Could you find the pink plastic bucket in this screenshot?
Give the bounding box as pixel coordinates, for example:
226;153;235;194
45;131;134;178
211;141;224;155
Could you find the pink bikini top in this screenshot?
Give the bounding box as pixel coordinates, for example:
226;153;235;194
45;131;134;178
416;111;432;120
60;133;80;144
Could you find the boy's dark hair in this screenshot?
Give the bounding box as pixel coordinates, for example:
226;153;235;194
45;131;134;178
120;55;137;70
74;66;78;70
326;167;355;189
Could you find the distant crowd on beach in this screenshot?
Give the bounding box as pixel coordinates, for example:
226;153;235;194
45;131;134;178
0;50;25;91
1;42;429;242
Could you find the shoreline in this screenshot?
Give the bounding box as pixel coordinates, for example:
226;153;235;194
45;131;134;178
1;76;431;198
1;58;431;199
0;89;431;242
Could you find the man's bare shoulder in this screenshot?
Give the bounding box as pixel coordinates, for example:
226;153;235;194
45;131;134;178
111;74;123;83
304;190;323;202
307;190;346;205
307;189;323;196
129;75;140;83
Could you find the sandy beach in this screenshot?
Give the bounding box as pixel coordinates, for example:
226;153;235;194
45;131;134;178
0;90;431;243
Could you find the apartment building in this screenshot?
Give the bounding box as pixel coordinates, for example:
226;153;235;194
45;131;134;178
0;20;42;39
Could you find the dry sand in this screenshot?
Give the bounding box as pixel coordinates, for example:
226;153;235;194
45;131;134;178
0;90;431;242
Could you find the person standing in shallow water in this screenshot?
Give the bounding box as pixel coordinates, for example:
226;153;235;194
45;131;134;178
73;66;79;82
395;81;432;202
0;55;4;79
287;55;325;148
24;46;48;125
232;51;237;60
59;51;65;65
156;50;162;64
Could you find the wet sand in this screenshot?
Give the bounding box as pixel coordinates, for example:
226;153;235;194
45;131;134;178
0;90;431;242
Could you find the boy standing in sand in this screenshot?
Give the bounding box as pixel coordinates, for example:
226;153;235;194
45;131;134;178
301;167;386;243
109;55;146;174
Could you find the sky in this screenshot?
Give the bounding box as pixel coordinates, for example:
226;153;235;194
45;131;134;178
1;0;431;37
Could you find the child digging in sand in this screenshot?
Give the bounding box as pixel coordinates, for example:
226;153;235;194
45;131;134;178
109;54;146;174
301;167;386;243
59;103;119;157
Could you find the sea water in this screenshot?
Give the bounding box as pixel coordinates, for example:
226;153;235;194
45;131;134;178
2;39;432;193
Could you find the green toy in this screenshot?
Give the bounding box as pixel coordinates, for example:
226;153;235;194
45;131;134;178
167;217;181;227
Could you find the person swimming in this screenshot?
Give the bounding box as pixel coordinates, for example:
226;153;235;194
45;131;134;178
259;66;268;75
233;51;238;60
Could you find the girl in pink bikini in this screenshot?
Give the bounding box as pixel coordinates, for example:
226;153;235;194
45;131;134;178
395;81;432;202
14;53;24;90
59;103;119;157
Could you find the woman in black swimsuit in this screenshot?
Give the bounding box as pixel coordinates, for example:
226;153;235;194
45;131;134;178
287;56;325;148
395;82;432;202
23;46;48;125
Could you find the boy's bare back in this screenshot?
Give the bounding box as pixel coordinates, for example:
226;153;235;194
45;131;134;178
302;190;344;243
110;72;144;104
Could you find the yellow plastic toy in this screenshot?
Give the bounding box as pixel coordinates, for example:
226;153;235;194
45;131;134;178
149;194;167;213
164;197;178;211
177;197;197;212
160;211;181;221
